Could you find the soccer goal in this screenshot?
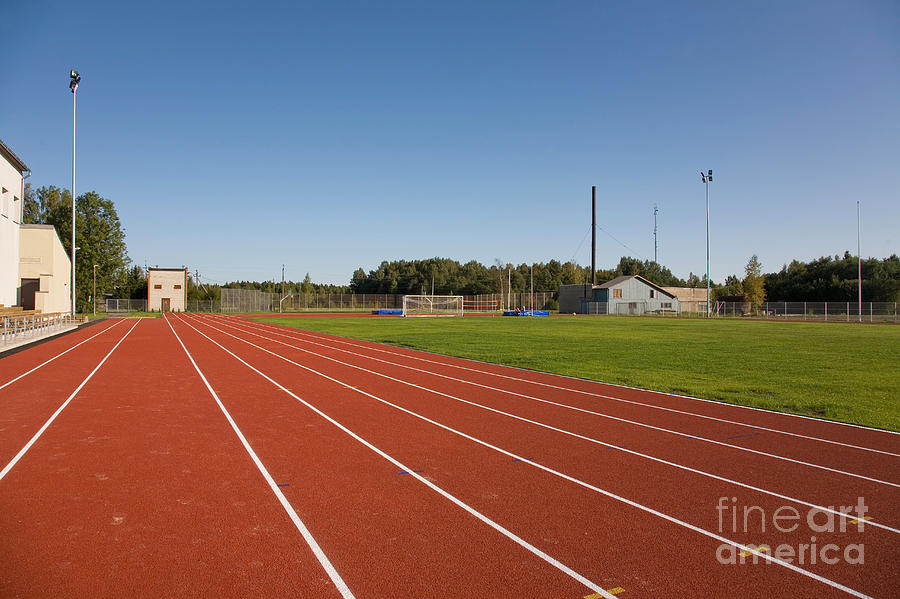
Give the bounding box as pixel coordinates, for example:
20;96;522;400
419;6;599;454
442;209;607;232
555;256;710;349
402;295;464;317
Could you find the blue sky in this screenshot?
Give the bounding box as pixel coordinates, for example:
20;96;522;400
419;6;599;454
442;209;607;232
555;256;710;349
2;1;898;285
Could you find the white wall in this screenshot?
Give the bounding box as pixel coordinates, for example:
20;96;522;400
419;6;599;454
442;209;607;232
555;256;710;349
148;269;187;312
0;158;23;307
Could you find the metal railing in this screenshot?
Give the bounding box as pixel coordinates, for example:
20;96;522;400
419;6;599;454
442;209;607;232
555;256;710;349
1;312;74;346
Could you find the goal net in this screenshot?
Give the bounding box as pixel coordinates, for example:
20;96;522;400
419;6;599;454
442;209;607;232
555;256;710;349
402;295;464;317
462;299;501;313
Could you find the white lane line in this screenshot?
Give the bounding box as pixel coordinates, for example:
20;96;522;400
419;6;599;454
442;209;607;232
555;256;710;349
183;314;872;599
173;314;615;598
0;319;141;483
200;315;900;490
164;316;356;599
0;319;125;392
235;316;900;455
199;315;900;534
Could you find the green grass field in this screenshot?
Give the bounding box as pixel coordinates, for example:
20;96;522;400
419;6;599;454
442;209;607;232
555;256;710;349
254;315;900;432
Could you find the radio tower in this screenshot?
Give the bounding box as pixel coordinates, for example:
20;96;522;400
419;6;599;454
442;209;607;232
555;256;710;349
653;204;658;263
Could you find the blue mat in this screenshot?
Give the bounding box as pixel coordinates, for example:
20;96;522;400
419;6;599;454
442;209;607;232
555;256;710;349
502;310;549;317
371;309;403;315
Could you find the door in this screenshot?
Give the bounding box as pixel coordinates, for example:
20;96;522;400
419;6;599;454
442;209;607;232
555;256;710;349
21;279;39;310
161;298;171;312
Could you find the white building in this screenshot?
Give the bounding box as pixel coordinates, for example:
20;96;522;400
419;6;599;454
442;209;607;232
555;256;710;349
0;139;29;307
148;268;187;312
19;224;72;314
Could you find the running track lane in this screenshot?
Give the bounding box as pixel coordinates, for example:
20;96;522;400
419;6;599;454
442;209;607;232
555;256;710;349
0;319;128;470
168;314;620;598
0;318;345;597
209;315;900;529
177;314;874;597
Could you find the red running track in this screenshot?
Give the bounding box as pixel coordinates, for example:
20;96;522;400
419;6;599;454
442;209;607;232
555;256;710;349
0;314;896;598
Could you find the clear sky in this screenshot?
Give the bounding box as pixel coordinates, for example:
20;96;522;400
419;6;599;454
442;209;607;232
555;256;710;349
2;1;898;286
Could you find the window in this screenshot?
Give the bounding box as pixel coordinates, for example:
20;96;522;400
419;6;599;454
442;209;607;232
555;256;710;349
662;302;673;309
613;289;622;299
650;290;655;298
154;284;162;289
174;284;182;289
12;196;19;223
1;187;7;218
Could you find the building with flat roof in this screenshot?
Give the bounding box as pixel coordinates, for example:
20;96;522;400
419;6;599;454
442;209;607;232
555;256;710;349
662;287;709;315
0;139;30;307
19;224;72;314
148;268;188;312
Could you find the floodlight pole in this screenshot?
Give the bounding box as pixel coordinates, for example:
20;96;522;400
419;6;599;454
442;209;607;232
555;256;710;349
701;170;712;318
857;201;861;322
591;186;596;285
93;264;97;315
70;70;80;317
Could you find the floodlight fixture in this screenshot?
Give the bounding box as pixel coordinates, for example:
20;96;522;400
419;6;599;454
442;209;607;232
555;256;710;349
69;70;80;92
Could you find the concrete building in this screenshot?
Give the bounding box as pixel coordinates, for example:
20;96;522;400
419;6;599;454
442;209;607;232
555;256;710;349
561;275;680;315
662;287;708;315
1;140;29;307
19;225;72;313
148;268;187;312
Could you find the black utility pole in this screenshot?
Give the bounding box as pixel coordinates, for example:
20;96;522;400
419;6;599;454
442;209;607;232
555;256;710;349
591;186;596;285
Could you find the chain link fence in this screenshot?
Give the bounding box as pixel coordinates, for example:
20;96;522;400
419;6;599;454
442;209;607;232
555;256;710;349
280;293;403;312
219;290;556;313
102;291;898;322
105;299;148;312
714;301;898;322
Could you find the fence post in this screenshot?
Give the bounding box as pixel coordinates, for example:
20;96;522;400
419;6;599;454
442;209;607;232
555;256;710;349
847;302;849;322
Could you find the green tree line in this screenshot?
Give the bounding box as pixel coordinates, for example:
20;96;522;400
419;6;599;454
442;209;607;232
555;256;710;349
347;257;690;295
764;253;899;302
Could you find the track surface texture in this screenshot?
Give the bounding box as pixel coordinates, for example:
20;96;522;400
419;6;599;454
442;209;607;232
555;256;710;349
1;314;896;598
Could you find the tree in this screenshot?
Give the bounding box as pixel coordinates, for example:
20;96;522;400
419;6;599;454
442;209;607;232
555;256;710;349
300;273;314;295
743;255;765;308
116;265;147;300
35;189;130;309
23;184;71;225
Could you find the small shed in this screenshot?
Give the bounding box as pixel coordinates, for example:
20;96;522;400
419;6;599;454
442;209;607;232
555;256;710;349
580;275;679;315
148;268;187;312
663;287;709;314
558;284;598;314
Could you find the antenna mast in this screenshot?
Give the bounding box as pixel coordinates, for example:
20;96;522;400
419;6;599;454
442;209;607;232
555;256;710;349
653;204;658;263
